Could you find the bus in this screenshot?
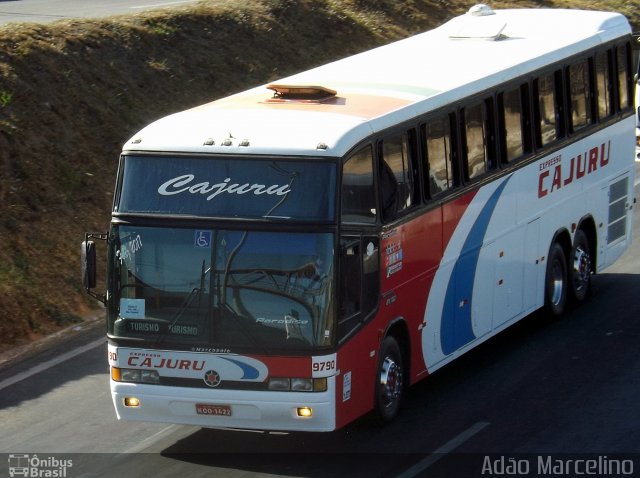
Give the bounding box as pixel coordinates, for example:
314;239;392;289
635;33;640;156
82;4;636;432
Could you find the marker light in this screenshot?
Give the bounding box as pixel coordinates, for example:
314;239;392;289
296;407;313;418
124;397;140;407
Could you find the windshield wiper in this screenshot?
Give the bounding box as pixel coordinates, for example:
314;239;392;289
155;260;208;347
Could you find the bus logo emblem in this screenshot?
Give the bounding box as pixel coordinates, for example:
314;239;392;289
203;370;221;387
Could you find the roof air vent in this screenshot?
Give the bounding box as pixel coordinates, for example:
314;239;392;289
448;4;506;40
267;84;337;101
468;4;495;17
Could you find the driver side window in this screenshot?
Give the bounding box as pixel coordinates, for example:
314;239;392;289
338;236;379;342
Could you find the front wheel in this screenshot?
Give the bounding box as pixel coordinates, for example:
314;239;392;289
569;230;591;303
374;336;404;424
545;242;568;317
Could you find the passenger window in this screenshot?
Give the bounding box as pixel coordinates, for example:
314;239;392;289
379;133;415;222
616;43;631;110
535;73;558;146
463;101;490;180
424;116;454;196
502;87;524;162
595;50;612;120
568;60;592;131
341;146;376;224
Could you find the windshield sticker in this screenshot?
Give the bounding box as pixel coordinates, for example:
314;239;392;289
194;230;212;248
119;234;142;264
158;174;292;201
366;241;376;257
120;298;145;319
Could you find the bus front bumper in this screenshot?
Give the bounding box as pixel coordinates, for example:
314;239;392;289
110;380;336;432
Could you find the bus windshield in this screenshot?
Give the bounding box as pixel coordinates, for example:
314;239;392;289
108;225;335;352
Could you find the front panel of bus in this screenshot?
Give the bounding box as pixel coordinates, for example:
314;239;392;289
106;154;343;431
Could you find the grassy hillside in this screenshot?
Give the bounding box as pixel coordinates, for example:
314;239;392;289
0;0;637;351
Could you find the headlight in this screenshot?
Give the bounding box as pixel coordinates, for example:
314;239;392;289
291;378;313;392
112;367;159;384
268;377;291;391
268;377;327;392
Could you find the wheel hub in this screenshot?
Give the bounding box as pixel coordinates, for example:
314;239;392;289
572;246;590;291
380;356;403;408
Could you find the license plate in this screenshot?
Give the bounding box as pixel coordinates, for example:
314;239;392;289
195;403;232;416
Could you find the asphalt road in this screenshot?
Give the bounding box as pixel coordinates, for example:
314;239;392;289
0;0;202;25
1;163;639;478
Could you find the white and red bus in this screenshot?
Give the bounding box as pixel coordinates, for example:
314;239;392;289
83;4;636;432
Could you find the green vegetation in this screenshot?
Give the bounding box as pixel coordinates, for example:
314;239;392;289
0;90;11;107
0;0;637;351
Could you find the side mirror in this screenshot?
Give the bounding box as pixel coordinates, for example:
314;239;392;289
81;232;108;303
81;240;97;290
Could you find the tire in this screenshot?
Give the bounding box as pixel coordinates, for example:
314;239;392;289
569;229;591;303
545;242;568;317
374;336;404;424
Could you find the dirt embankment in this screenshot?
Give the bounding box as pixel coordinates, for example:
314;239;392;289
0;0;636;352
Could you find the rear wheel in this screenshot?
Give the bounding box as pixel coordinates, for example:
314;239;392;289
545;242;568;317
569;229;591;303
374;336;404;424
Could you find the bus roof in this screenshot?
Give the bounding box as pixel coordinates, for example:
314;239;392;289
123;5;631;158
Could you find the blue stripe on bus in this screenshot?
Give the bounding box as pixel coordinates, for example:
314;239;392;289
221;357;261;380
440;176;511;355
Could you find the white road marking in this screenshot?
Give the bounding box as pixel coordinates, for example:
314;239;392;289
0;337;105;392
126;424;183;453
395;421;490;478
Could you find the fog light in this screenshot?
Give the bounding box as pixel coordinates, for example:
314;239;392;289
124;397;140;407
296;407;313;418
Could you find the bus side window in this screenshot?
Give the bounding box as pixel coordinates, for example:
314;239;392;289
616;42;632;111
341;146;376;224
462;99;493;180
567;59;593;132
534;72;559;147
595;50;613;120
499;84;531;163
423;115;454;196
379;132;416;222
